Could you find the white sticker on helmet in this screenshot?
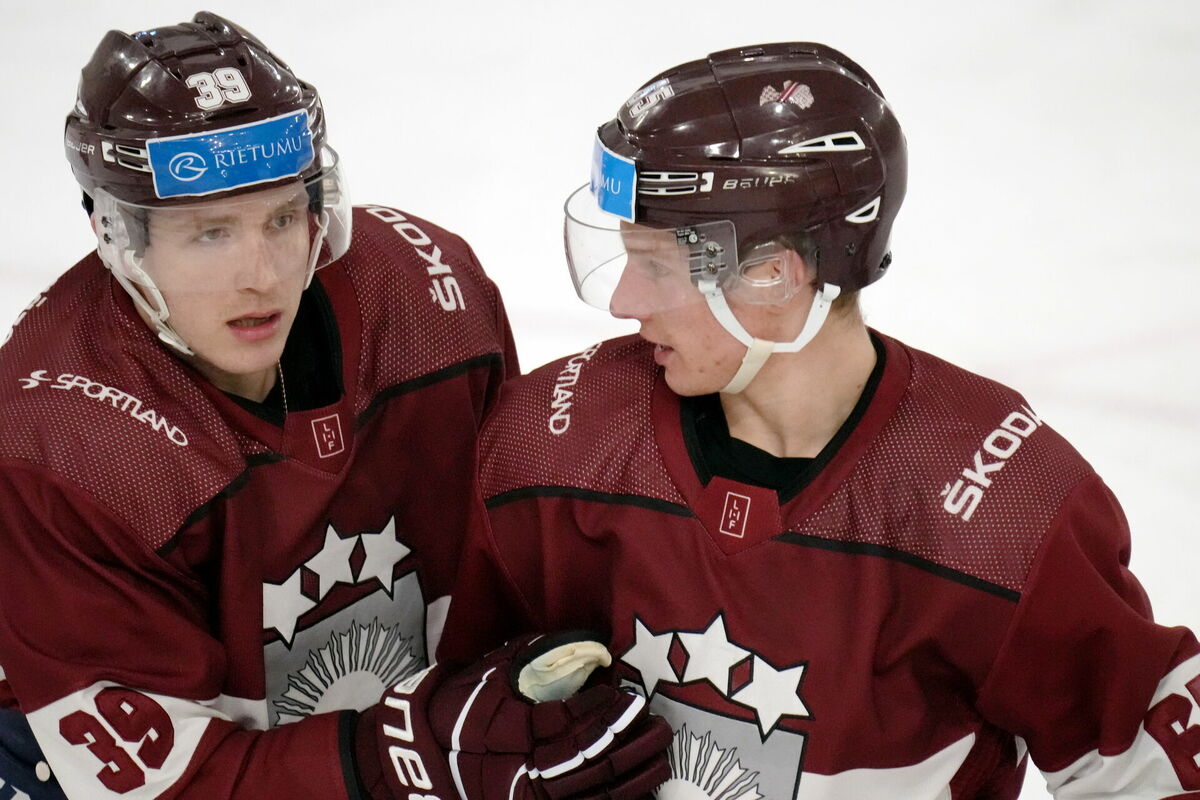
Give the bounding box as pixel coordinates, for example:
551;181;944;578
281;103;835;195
627;77;674;117
759;80;814;108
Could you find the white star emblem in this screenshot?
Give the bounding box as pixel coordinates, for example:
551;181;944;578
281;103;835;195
305;524;358;599
730;655;810;736
358;517;410;595
677;615;751;693
263;570;316;645
621;619;677;697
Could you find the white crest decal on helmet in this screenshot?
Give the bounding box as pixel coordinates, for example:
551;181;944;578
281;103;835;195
777;131;866;155
759;80;814;108
627;78;674;118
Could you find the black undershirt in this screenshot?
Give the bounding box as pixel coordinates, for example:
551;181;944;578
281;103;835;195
229;281;343;424
681;333;887;501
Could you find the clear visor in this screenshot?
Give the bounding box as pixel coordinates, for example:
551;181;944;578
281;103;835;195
563;184;801;316
94;146;351;296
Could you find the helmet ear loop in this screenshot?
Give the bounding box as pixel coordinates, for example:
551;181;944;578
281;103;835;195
726;242;796;306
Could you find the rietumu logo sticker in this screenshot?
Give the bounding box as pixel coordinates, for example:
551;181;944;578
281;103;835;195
146;110;314;199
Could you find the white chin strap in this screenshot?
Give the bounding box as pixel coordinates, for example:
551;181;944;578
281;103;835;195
703;281;841;394
304;209;330;289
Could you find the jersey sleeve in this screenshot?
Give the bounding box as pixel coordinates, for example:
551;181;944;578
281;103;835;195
976;473;1200;797
435;483;542;670
0;463;357;800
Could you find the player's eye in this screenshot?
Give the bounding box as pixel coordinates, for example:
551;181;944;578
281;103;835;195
270;212;296;230
195;227;228;243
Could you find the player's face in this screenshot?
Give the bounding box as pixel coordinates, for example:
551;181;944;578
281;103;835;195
610;227;745;395
610;225;703;315
141;183;311;396
611;228;816;396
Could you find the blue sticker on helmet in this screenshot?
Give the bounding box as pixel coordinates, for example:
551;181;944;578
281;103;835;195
591;137;636;222
146;110;314;199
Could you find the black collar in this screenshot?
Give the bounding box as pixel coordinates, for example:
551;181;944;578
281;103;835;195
680;332;887;500
228;280;343;424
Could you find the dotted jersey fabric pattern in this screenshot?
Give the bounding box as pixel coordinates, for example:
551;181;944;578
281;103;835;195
479;332;1095;595
481;335;686;508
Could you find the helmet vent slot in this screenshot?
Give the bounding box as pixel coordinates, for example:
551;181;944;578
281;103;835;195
116;158;153;173
777;131;866;155
638;171;710;196
845;197;880;224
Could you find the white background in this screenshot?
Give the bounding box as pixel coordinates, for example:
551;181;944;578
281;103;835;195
3;2;1198;796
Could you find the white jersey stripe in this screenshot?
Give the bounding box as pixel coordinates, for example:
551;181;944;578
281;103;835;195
26;682;237;800
1042;652;1200;798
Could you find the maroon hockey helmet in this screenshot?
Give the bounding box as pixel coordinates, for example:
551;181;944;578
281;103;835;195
63;12;352;356
572;42;906;297
565;43;906;394
64;11;330;206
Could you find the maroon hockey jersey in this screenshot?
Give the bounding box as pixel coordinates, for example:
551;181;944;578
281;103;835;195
442;333;1200;798
0;206;517;799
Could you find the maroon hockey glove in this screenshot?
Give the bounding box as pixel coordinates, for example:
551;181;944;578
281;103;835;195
370;632;671;800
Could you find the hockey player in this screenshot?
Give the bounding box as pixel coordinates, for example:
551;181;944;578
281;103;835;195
439;42;1200;797
0;12;669;800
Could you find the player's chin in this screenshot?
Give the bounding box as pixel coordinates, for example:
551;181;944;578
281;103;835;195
663;352;745;396
662;366;716;398
198;328;289;376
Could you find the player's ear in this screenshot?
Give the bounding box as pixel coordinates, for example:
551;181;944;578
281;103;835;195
782;247;816;286
739;253;785;287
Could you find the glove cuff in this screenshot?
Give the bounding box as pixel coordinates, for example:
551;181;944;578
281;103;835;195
366;665;461;800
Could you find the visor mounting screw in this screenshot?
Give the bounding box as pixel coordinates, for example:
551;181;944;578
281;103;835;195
103;234;112;244
100;216;110;227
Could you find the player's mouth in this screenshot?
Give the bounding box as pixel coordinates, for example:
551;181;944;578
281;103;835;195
653;342;674;366
227;311;282;343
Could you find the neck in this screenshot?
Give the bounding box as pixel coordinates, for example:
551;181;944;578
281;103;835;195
719;311;874;458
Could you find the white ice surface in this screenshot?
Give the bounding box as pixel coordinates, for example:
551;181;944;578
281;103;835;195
3;3;1198;797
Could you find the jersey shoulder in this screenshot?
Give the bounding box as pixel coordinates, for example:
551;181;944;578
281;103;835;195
802;333;1097;595
333;205;510;405
0;256;265;550
480;335;682;506
894;335;1092;489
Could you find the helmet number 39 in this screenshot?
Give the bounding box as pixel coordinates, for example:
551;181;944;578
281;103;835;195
185;68;252;110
